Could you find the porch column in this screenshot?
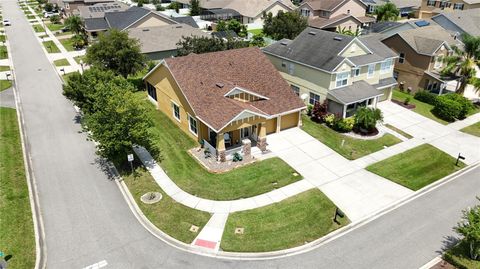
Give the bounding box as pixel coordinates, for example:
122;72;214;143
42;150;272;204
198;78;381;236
216;132;226;162
276;116;281;133
297;111;302;127
342;105;347;118
257;122;268;152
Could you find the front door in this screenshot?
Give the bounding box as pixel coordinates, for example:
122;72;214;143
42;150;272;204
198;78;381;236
240;126;251;139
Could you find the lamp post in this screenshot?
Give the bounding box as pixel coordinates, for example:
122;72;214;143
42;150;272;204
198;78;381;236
5;73;11;81
60;68;65;75
79;59;84;73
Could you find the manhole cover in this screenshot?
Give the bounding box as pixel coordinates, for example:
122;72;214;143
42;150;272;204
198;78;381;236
189;225;199;233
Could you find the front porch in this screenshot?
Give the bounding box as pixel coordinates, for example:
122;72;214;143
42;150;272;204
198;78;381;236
423;70;459;95
202;122;269;162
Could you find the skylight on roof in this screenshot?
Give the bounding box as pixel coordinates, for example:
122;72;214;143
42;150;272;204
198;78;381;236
414;20;430;27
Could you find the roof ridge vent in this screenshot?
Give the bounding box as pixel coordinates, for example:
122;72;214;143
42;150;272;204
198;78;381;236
280;41;288;45
216;83;224;88
308;31;316;35
142;28;150;31
334;36;343;41
176;25;182;28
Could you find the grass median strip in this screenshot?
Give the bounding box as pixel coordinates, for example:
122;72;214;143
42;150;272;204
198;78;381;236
0;80;12;92
141;95;302;200
384;124;413;139
42;41;60;53
32;24;45;33
367;144;465;190
54;58;70;67
0;65;10;72
59;38;75;51
302;115;401;160
0;46;8;60
460;122;480;137
0;108;36;269
122;166;211;243
220;189;349;252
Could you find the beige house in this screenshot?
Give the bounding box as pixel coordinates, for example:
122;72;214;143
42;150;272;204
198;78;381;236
263;27;398;118
381;25;462;93
174;0;295;24
143;47;305;162
299;0;375;32
418;0;480;18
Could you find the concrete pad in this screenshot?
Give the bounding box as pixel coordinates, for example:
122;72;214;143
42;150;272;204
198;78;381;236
296;161;339;186
276;146;314;167
230;198;257;212
210;201;232;213
279;127;315;145
267;189;289;203
195;199;215;212
181;194;201;209
266;134;294;153
296;139;335;160
319;169;413;222
429;133;480;165
252;193;274;208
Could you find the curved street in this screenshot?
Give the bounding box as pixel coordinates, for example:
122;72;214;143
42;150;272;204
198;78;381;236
2;0;480;268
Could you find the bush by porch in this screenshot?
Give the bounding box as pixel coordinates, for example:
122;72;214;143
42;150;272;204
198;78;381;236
142;94;303;200
220;189;349;252
301;115;401;160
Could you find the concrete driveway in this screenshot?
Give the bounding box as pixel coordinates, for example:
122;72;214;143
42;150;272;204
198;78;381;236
267;128;413;222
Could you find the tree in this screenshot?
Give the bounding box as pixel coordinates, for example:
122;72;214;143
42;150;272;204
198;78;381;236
137;0;143;7
156;4;165;11
250;34;266;47
86;29;146;78
189;0;201;16
354;107;383;131
71;33;88;49
176;35;249;56
375;3;399;22
49;14;61;24
226;19;247;37
64;15;84;35
441;33;480;95
83;81;158;162
44;3;53;12
62;68;118;114
263;11;308;40
336;26;360;36
168;2;180;13
455;198;480;261
216;20;227;32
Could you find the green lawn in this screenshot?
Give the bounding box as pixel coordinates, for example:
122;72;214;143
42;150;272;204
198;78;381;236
42;41;60;53
247;29;263;35
367;144;465;190
444;241;480;269
392;90;449;125
0;80;12;92
221;189;349;252
0;65;9;72
53;58;70;67
123;167;211;243
460;122;480;137
46;23;64;32
32;24;45;33
0;108;36;269
74;55;85;64
59;38;75;51
141;93;303;200
302;115;401;160
384;123;413;139
55;31;72;36
27;15;35;20
0;46;8;60
0;35;6;42
62;71;79;82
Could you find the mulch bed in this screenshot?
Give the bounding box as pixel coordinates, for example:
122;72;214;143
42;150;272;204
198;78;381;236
430;259;456;269
392;99;416;109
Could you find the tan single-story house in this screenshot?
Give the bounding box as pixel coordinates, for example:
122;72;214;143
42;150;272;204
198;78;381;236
143;47;306;161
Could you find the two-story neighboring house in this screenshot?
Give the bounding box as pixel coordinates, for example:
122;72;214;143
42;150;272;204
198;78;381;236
381;25;462;93
432;9;480;39
298;0;375;32
417;0;480;18
263;27;398;118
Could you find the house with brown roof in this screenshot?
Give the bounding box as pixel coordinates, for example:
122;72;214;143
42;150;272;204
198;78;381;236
298;0;375;32
143;47;305;162
381;25;462;93
417;0;480;18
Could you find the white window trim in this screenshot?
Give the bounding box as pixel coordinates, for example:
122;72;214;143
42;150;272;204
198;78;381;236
335;71;349;88
309;92;320;105
380;59;392;74
188;114;198;137
172;101;181;122
352;68;360;77
434;56;443;69
367;64;375;78
399;52;405;64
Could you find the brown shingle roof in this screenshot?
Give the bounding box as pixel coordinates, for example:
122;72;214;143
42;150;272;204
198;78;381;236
162;47;305;131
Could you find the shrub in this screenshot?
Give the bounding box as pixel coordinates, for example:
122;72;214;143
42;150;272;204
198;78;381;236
354;107;383;131
155;4;165;11
433;93;474;121
232;152;243;162
432;95;462;122
324;113;335;127
334;117;354;133
306;104;313;116
49;14;61;24
311;99;328;123
404;96;411;105
414;90;437;105
453;198;480;261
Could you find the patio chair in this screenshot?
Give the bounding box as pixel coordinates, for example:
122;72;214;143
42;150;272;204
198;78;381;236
224;133;231;146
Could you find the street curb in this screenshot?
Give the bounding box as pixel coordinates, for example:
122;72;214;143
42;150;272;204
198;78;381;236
6;10;47;269
115;147;480;260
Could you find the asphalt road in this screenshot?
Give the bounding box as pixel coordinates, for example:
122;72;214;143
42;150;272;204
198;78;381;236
2;0;480;268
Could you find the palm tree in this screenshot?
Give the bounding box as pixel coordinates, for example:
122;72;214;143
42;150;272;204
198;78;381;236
441;33;480;95
375;2;399;22
64;15;84;35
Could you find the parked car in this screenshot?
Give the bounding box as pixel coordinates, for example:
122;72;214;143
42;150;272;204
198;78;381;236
3;19;11;26
44;12;59;18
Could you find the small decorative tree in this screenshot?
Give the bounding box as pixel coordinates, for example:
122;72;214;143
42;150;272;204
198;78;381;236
311;99;328;123
49;15;61;24
454;198;480;261
354;107;383;133
189;0;201;16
